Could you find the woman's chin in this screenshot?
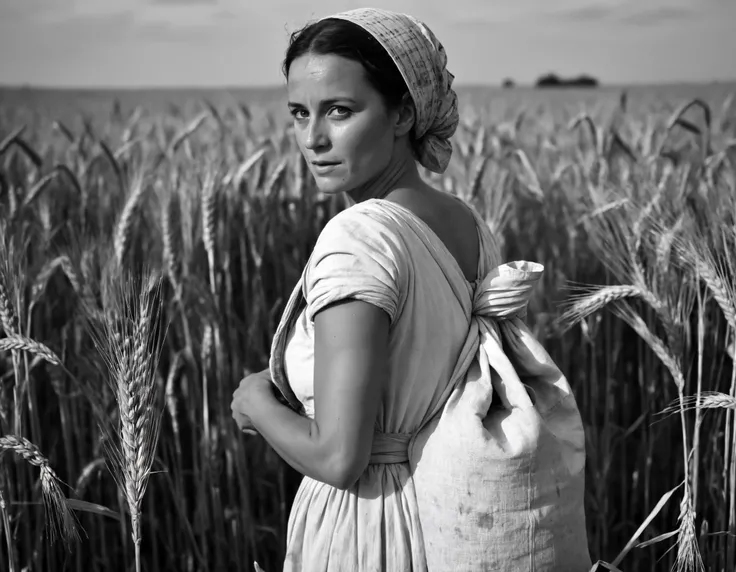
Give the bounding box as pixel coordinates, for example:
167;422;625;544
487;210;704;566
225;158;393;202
314;179;348;195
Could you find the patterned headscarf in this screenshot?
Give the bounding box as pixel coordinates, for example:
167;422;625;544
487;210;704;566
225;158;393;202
320;7;459;174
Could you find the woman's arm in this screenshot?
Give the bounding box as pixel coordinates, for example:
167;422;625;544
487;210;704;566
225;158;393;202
243;298;390;490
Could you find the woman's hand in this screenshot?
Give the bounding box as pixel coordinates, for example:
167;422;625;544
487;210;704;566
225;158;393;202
231;368;274;436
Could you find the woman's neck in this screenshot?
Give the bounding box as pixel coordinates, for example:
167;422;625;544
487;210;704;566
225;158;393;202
346;152;421;205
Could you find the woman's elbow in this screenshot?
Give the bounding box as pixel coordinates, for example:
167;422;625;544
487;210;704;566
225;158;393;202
322;454;368;490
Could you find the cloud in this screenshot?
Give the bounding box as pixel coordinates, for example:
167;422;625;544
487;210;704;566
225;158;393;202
441;0;636;26
444;0;705;28
0;0;47;21
4;0;254;49
22;0;133;26
547;0;701;24
33;0;226;25
24;3;225;44
135;20;218;44
150;0;219;5
454;0;701;28
620;6;697;26
554;5;620;22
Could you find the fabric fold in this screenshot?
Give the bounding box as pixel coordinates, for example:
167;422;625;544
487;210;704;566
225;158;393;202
369;433;412;464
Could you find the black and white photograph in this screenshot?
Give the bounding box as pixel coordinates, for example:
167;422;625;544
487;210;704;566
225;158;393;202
0;1;735;571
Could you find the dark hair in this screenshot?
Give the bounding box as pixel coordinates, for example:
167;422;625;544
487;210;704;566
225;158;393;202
282;18;409;109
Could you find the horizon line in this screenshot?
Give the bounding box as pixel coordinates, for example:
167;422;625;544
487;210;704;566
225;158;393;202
2;77;735;93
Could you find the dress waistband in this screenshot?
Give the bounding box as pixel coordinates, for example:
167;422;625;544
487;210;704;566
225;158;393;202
369;432;411;464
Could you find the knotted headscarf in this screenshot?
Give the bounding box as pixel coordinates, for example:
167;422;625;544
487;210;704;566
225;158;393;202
321;8;459;174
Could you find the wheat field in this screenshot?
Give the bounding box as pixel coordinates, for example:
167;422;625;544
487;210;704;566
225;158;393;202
0;82;735;572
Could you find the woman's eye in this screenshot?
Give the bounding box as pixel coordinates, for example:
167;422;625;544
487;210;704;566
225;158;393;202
329;106;351;118
290;106;350;120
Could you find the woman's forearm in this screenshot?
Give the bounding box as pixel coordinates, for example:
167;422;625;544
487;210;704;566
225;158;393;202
246;389;354;489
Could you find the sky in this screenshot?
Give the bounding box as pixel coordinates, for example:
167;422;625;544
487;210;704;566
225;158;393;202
0;0;734;88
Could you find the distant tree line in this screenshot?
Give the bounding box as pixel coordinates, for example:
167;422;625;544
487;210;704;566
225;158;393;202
502;73;600;89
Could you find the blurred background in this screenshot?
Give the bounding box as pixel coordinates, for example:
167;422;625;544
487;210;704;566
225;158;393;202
1;1;735;571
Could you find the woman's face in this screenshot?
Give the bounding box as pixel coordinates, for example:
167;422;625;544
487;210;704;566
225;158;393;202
287;53;399;195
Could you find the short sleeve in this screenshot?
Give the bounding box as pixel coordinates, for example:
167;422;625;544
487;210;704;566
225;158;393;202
303;207;404;325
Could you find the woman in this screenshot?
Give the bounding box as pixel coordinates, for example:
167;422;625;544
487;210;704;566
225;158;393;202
231;7;592;571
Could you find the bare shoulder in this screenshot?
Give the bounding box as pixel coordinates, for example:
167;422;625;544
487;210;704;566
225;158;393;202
386;185;474;225
386;186;480;281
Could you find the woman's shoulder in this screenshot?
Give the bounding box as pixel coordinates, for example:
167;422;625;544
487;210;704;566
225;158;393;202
303;201;409;324
324;199;400;225
316;200;408;249
305;201;411;288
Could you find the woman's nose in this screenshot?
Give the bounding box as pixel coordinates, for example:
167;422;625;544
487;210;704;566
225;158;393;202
304;118;328;150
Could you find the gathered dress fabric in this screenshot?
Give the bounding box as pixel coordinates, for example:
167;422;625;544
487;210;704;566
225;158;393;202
267;198;592;571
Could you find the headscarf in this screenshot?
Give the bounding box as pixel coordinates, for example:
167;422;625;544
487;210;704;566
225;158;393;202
320;7;459;174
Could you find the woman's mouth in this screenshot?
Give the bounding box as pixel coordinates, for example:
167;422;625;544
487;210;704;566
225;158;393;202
311;161;340;175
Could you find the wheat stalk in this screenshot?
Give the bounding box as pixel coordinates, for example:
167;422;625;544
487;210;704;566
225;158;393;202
164;351;184;454
631;186;664;272
74;457;107;498
568;112;601;155
555;284;645;333
473;124;487;156
161;192;182;298
201;171;217;294
30;256;66;307
0;286;16;335
293;152;306;197
0;334;62;366
613;303;686;390
0;434;80;548
201;323;213;446
0;483;16;572
0;125;26;155
691;257;736;330
656;215;685;272
57;256;84;299
86;270;166;572
169;111;209;156
513;149;543;200
614;298;703;570
233;147;268;189
674;490;704;572
21;171;57;210
663;392;736;415
468;155;489;200
264;156;288;198
114;173;147;266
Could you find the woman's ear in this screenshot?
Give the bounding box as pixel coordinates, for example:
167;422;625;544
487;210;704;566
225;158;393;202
394;93;415;138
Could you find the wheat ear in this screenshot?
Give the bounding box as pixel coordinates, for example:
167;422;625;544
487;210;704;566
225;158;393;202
264;156;288;197
201;171;217;295
87;271;166;572
0;334;62;366
675;491;704;572
0;434;81;548
0;279;17;334
114;173;147;266
555;284;645;333
161;192;182;298
30;256;67;307
692;258;736;330
662;392;736;415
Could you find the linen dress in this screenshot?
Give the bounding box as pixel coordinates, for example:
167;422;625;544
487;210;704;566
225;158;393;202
267;198;591;571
